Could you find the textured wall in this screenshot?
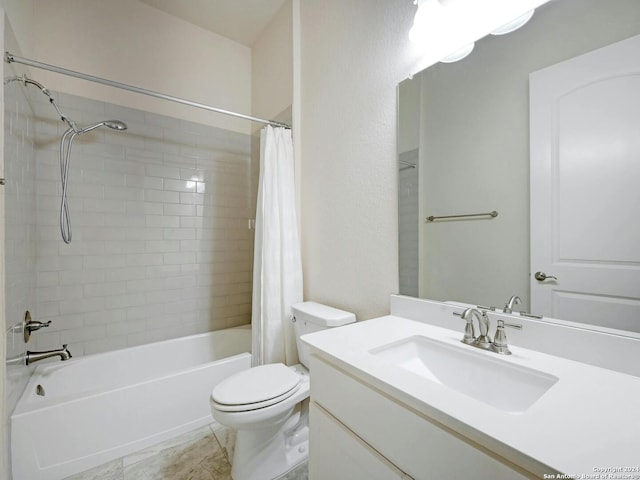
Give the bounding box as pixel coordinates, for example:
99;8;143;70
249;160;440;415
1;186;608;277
31;91;254;356
298;0;418;320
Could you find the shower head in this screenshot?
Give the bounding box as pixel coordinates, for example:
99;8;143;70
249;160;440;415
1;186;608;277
78;119;128;134
104;120;128;131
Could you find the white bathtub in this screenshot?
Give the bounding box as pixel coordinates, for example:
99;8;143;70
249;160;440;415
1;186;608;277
11;326;251;480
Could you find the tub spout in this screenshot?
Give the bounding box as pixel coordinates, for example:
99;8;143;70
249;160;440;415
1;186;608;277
26;344;72;365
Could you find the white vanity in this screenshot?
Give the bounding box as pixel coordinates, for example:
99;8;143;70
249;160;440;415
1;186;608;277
302;296;640;479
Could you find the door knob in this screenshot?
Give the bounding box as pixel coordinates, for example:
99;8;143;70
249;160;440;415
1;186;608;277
534;271;557;281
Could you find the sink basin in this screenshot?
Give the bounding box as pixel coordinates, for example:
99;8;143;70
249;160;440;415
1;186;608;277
370;335;558;413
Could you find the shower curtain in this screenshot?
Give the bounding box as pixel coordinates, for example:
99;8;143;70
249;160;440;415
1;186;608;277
251;126;303;366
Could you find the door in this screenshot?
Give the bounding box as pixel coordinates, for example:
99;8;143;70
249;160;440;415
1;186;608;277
530;34;640;332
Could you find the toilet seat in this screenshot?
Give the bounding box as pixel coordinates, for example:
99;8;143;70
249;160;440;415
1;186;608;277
211;363;301;412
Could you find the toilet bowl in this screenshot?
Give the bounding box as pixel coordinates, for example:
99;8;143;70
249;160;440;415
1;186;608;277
210;302;355;480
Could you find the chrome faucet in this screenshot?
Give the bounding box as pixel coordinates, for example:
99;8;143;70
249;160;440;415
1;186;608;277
455;308;492;349
26;344;72;365
490;320;523;355
503;295;522;314
454;309;522;355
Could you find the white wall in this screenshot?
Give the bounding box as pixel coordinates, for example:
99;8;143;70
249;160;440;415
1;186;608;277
0;0;32;55
252;0;293;128
29;0;252;134
298;0;417;320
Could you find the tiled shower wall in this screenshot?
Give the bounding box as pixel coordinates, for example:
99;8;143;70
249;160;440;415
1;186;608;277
398;149;419;297
31;91;254;356
4;79;38;416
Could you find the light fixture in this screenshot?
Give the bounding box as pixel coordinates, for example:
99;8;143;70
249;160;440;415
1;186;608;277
408;0;445;46
440;43;475;63
490;9;535;35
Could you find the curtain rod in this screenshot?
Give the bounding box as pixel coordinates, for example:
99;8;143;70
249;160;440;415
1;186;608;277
5;52;291;129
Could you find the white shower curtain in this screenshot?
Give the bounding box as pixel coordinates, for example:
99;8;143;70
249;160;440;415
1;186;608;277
251;126;303;366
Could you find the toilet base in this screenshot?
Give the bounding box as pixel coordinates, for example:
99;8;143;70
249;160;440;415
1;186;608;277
231;400;309;480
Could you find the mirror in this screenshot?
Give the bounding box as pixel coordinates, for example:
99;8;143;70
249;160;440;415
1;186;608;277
398;0;640;333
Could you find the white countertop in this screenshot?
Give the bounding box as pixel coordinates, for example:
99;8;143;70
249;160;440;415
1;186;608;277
302;315;640;477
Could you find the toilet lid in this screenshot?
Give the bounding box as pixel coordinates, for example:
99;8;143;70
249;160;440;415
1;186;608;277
211;363;301;408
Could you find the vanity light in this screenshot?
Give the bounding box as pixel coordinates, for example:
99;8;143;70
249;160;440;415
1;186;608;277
440;43;475;63
409;0;473;63
408;0;444;45
490;9;535;35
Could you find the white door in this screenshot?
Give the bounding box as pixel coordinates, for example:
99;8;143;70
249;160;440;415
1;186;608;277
530;34;640;333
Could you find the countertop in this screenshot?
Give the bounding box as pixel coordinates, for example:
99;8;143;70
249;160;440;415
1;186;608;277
302;315;640;477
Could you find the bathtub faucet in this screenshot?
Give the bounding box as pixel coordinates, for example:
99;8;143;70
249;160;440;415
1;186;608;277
26;344;72;365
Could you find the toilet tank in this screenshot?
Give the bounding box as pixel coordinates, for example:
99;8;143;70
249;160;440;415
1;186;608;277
292;301;356;369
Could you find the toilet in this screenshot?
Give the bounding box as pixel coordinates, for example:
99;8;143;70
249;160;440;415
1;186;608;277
210;301;356;480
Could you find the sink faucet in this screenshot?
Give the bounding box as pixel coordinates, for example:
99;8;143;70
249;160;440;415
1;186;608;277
26;344;72;365
503;295;521;314
457;308;492;349
454;309;522;355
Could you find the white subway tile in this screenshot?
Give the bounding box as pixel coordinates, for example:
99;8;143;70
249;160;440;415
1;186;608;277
180;168;204;181
83;198;126;213
104;241;146;254
59;297;105;315
180;216;203;228
126;253;164;266
59;269;106;285
179;193;204;206
37;271;59;287
104;294;146;309
126;278;165;293
125;227;163;241
145;164;180;179
163;179;197;192
144;189;179;203
163;203;196;217
81;309;127;326
82;170;126;186
105;186;144;201
104;267;146;282
146;215;180;228
84;281;126;297
145;265;181;278
84;255;126;269
144;240;180;253
163;252;196;265
125;174;163;189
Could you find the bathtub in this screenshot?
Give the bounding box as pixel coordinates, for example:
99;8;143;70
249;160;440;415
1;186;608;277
11;326;251;480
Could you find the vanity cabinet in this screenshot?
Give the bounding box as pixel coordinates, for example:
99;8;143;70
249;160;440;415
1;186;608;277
310;403;409;479
309;355;530;480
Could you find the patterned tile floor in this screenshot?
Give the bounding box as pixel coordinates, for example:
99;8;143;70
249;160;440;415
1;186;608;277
63;422;308;480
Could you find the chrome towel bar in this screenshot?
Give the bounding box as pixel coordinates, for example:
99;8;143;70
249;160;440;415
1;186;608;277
426;210;498;222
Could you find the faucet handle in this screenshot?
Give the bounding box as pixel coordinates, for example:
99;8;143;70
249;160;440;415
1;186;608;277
453;311;476;344
490;320;523;355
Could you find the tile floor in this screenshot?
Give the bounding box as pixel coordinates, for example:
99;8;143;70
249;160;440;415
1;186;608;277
62;422;308;480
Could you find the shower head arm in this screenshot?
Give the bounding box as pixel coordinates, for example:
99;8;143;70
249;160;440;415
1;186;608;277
5;74;80;132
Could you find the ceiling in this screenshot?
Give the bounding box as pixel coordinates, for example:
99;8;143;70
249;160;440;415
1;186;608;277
139;0;287;47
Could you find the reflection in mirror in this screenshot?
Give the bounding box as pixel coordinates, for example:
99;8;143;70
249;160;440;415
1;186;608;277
398;0;640;334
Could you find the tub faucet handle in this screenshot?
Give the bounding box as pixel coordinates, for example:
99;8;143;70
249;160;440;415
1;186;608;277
23;310;52;343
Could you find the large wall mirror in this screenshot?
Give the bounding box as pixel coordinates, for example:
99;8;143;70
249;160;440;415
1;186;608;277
398;0;640;335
